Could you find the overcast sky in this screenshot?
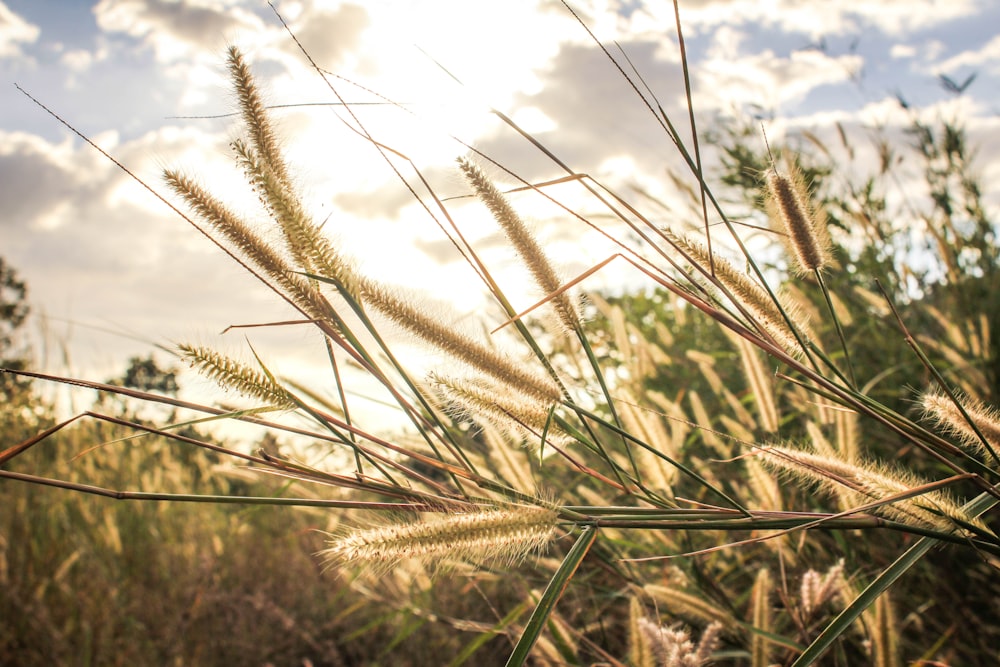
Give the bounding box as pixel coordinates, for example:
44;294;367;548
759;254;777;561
2;0;999;417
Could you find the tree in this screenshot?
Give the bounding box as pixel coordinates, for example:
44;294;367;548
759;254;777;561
0;258;43;442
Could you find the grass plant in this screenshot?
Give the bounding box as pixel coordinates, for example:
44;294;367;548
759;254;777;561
3;2;1000;665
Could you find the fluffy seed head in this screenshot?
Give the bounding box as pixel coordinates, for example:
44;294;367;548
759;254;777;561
178;344;295;410
668;232;814;356
320;505;560;572
362;280;562;404
920;390;1000;461
458;157;580;332
765;166;832;274
800;559;844;617
227;46;290;189
163;170;336;325
430;373;565;447
754;444;990;533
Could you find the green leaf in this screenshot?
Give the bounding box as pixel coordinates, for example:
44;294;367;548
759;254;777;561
504;526;599;667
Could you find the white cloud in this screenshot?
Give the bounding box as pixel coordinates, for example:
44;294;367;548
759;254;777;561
665;0;980;38
0;132;91;232
60;49;92;72
0;1;39;58
93;0;266;62
890;43;916;59
695;39;863;115
933;33;1000;75
0;121;305;379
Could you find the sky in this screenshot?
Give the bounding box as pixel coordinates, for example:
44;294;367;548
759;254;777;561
2;0;999;426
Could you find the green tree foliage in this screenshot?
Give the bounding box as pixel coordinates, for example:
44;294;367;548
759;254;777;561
0;258;48;445
114;354;180;396
594;115;1000;664
0;257;31;399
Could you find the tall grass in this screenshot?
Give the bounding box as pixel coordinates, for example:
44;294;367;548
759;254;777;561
3;2;999;665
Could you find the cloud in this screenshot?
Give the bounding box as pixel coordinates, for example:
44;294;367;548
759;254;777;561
60;48;98;73
93;0;265;62
0;1;39;58
934;33;1000;76
666;0;980;38
280;3;370;68
0;132;85;231
695;31;863;114
0;121;309;377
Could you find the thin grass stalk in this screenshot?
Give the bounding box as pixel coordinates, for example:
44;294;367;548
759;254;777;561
542;19;796;346
309;273;484;477
814;269;858;388
750;568;773;667
0;471;443;509
755;444;990;533
876;280;1000;469
274;7;581;422
558;402;748;513
659;277;1000;491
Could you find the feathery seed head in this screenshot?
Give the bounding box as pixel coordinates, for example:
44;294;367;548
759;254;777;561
362;280;562;403
641;584;734;628
164;170;337;326
458;157;580;332
765;165;832;274
920;390;1000;461
669;232;814;356
629;597;722;667
165;168;289;278
800;560;844;617
754;444;989;533
320;504;560;572
178;344;296;410
227;46;291;188
430;373;565;447
229;139;360;296
628;598;659;667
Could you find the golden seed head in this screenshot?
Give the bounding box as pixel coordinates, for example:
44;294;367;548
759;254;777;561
800;559;844;617
458;157;580;332
320;505;560;572
227;46;290;189
765;166;832;274
362;280;562;403
178;344;295;410
669;232;814;356
430;373;564;447
920;390;1000;460
754;444;989;534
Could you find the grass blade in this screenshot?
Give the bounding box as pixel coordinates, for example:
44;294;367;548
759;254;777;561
505;526;599;667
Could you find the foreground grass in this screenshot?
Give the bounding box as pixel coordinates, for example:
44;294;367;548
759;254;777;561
3;2;1000;665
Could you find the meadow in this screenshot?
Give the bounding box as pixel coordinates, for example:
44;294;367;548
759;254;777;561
2;3;999;665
